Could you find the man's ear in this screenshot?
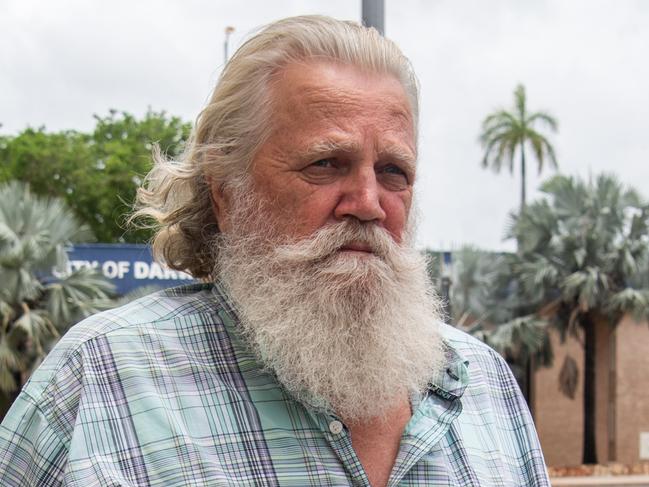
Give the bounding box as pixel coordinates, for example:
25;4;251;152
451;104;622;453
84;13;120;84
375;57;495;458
205;175;230;232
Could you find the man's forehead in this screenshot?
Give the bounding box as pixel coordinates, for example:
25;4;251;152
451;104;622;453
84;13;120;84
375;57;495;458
296;90;414;135
299;82;410;110
270;61;414;124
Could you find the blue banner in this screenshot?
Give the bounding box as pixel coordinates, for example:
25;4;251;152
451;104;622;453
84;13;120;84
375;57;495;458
67;244;195;295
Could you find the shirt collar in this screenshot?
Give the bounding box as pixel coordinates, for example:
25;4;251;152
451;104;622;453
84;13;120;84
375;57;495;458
427;338;470;402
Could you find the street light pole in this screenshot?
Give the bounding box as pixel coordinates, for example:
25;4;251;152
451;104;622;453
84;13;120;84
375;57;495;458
224;26;235;62
362;0;385;35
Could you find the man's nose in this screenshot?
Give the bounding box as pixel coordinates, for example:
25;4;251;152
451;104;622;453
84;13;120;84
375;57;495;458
333;167;387;223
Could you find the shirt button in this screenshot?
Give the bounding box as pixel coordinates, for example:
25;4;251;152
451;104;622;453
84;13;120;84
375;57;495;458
329;420;344;435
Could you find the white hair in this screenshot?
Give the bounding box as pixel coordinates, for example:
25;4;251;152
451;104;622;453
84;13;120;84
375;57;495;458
132;15;420;278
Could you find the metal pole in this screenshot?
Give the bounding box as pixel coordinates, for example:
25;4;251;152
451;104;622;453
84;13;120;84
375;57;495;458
224;26;235;62
362;0;385;35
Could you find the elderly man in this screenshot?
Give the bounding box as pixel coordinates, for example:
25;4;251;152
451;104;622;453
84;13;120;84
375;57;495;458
0;16;549;486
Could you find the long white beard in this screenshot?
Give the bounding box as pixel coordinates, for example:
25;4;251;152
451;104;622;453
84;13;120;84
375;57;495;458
214;191;445;422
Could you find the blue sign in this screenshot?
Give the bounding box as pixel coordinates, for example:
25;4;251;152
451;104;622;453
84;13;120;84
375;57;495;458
66;244;195;295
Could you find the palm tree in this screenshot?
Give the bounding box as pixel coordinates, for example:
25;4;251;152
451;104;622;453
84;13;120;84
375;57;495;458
0;182;114;396
448;246;551;390
480;84;559;211
505;173;649;464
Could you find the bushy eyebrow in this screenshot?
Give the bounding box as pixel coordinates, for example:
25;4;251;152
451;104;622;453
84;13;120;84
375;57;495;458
378;143;417;172
296;139;417;169
298;139;361;159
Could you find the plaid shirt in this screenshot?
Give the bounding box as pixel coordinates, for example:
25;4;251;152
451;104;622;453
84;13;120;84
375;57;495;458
0;283;549;486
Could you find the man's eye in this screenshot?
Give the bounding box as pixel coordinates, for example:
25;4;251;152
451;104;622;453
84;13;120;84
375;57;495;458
311;159;335;168
379;164;411;189
382;164;406;176
301;158;339;184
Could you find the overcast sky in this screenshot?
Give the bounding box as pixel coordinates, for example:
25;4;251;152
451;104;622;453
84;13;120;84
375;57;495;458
2;0;648;251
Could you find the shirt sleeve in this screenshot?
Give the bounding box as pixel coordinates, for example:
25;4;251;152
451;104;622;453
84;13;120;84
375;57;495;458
0;392;68;486
488;349;551;486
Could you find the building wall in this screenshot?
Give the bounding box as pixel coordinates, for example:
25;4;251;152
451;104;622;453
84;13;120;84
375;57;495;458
614;315;649;464
595;317;611;463
534;315;649;466
534;328;584;466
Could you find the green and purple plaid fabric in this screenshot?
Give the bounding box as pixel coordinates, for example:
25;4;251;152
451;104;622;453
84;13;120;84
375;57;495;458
0;283;549;486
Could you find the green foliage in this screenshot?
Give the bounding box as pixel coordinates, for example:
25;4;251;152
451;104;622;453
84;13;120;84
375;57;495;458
451;246;498;323
0;182;114;394
479;84;558;209
505;173;649;463
447;246;552;365
497;173;649;348
0;109;191;243
479;316;549;363
507;173;649;323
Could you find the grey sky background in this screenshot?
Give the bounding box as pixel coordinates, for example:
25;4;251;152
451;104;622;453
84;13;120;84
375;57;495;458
1;0;648;251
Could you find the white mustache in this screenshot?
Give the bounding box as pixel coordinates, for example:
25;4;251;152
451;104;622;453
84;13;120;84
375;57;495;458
273;220;399;263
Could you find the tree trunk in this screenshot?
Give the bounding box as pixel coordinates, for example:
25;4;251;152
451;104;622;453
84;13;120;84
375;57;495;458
583;314;598;464
520;144;527;211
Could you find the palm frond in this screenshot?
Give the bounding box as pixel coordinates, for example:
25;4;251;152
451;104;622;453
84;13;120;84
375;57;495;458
514;84;527;119
526;111;559;132
527;131;558;172
0;181;116;394
605;288;649;321
481;131;516;171
479;84;558;208
485;315;549;361
481;110;518;132
43;267;115;330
